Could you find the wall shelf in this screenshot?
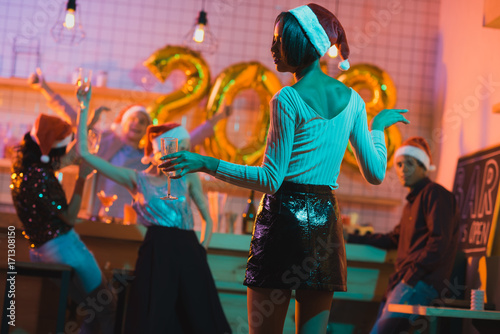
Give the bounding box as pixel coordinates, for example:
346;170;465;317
0;77;163;101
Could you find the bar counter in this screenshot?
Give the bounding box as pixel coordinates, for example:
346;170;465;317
0;211;396;333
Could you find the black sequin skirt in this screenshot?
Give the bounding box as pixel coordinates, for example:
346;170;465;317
243;181;347;291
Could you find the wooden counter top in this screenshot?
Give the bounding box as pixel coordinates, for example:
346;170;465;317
0;211;395;262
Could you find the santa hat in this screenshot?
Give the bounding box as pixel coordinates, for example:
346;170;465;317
394;137;436;171
289;3;350;70
111;104;152;131
141;123;191;164
30;114;73;163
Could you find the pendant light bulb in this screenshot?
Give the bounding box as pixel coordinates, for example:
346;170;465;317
51;0;85;45
64;9;75;29
183;9;217;53
193;24;205;43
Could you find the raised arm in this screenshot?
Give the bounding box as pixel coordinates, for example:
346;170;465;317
189;106;232;147
350;103;409;185
187;173;213;249
29;68;110;129
28;68;78;125
76;84;138;194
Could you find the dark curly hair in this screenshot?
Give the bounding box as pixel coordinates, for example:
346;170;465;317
12;132;67;171
274;11;320;70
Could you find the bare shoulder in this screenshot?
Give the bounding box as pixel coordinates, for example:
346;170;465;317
293;74;352;118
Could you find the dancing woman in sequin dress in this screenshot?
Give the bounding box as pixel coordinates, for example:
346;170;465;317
10;114;116;333
159;4;409;333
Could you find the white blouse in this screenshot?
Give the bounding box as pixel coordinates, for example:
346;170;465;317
215;86;387;194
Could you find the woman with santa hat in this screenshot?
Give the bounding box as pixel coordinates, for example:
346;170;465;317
10;114;116;333
159;3;410;333
75;84;231;333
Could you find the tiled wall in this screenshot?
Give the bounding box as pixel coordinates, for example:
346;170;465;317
0;0;441;233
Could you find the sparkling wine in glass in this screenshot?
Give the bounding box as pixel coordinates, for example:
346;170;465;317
160;137;178;200
97;190;118;223
76;67;92;92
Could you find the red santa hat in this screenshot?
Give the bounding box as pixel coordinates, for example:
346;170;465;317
394;137;436;171
30;114;73;163
141;123;190;164
111;104;152;131
289;3;350;70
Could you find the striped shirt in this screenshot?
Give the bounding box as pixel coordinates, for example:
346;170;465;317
215;86;387;194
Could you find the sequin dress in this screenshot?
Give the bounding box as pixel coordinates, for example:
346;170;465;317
11;164;71;248
10;155;103;295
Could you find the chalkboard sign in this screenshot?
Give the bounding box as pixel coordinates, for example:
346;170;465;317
452;144;500;256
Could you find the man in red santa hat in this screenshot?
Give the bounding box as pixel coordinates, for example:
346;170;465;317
347;137;460;333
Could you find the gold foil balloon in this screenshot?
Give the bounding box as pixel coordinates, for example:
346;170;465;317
204;61;282;165
336;63;402;170
143;45;211;124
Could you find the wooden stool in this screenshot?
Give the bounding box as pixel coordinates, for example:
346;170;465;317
1;261;73;334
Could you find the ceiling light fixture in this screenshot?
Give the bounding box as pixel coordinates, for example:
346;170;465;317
51;0;85;45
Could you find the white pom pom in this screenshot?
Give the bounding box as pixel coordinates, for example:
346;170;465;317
40;155;50;163
428;165;436;171
338;59;350;71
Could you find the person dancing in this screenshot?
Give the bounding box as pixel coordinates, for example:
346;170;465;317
10;114;115;333
75;84;231;333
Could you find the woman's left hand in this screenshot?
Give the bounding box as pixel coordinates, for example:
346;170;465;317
159;151;219;178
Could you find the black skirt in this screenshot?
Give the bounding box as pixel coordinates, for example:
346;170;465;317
244;181;347;291
124;226;231;334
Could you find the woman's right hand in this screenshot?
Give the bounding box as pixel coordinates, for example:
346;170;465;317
371;109;410;131
159;151;219;178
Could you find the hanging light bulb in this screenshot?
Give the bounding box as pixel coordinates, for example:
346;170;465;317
64;8;75;29
183;7;218;54
192;12;207;43
327;45;338;58
51;0;85;45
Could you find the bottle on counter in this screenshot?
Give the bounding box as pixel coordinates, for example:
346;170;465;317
242;190;257;234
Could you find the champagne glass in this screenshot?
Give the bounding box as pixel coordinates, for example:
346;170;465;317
76;67;92;92
160;137;178;200
97;190;118;223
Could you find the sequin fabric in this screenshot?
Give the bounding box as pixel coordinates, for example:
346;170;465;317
10;164;71;248
244;181;346;291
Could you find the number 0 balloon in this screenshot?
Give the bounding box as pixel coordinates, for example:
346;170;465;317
204;62;282;165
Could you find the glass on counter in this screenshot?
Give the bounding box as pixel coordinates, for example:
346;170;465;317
97;190;117;223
